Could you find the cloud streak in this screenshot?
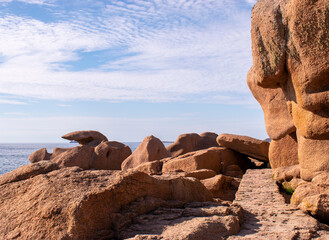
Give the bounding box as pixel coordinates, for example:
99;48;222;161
0;0;254;103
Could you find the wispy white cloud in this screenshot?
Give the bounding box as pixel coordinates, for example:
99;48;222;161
0;0;254;103
0;0;53;4
0;98;27;105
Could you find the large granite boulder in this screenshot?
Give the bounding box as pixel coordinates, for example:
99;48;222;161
92;141;132;170
121;135;171;170
0;167;213;239
62;130;108;147
167;132;219;157
216;134;269;162
249;0;329;180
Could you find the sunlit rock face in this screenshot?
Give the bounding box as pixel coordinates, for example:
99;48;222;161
249;0;329;180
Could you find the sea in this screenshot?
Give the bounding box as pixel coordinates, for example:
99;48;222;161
0;142;155;176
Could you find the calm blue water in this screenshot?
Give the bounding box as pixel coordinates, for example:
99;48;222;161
0;142;144;175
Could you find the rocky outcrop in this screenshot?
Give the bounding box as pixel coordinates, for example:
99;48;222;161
217;134;269;162
0;167;213;239
62;130;108;147
28;148;51;163
121;135;171;170
167;132;219;157
249;0;329;180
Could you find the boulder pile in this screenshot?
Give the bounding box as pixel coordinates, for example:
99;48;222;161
0;130;270;239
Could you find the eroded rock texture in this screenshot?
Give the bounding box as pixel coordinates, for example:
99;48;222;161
0;167;214;239
249;0;329;180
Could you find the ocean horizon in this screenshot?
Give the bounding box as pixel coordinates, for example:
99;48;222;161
0;142;173;175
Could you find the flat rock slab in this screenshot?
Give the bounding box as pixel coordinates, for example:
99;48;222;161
228;169;329;240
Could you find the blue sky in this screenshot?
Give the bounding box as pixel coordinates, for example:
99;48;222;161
0;0;265;143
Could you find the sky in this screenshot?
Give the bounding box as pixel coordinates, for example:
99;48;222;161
0;0;266;143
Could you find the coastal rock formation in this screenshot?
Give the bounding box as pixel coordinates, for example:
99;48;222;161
92;141;132;170
216;134;269;162
0;167;213;239
121;135;171;170
167;132;219;157
62;130;108;147
249;0;329;180
28;148;51;163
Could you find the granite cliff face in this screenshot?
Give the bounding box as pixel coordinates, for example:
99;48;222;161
248;0;329;181
249;0;329;224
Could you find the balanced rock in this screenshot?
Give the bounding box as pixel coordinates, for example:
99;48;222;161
0;167;212;239
217;134;269;162
269;132;299;169
28;148;51;163
62;130;108;147
121;135;170;170
167;132;219;157
92;141;132;170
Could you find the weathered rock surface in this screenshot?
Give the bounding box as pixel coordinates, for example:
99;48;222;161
121;135;171;170
217;134;269;162
0;167;213;240
92;141;132;170
272;164;300;183
62;130;108;147
28;148;51;163
268;132;299;169
120;201;243;240
228;169;329;239
297;134;329;181
249;0;329;180
167;132;219;157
